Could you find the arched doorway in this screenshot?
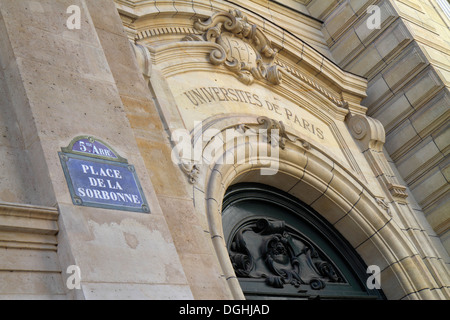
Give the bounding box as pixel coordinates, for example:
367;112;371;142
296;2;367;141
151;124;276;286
222;183;385;300
199;115;443;300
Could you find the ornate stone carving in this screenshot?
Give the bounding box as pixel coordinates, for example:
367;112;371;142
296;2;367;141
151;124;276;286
256;116;311;150
183;9;282;86
180;163;200;184
131;42;152;82
229;218;344;290
178;116;312;184
376;197;392;217
348;114;385;152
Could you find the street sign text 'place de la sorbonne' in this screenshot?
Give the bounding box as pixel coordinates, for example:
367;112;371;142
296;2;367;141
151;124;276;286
59;136;150;213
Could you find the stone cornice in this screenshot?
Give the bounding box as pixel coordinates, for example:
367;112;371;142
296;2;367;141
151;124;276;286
117;0;369;107
145;40;350;122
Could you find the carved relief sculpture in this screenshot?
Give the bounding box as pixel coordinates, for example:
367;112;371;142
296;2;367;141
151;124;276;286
236;116;312;151
229;218;344;290
184;10;283;86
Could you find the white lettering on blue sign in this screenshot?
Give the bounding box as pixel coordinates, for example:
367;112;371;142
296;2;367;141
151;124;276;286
73;139;118;159
65;157;144;210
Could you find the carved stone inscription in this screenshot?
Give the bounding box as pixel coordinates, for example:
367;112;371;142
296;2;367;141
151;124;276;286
229;218;344;290
183;86;325;141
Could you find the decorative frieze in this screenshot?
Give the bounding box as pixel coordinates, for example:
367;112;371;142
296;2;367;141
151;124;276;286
275;59;345;107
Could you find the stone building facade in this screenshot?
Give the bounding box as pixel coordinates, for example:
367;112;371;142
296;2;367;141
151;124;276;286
0;0;448;299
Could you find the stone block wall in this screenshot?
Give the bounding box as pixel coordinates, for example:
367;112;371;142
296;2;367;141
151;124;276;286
305;0;450;254
0;0;196;299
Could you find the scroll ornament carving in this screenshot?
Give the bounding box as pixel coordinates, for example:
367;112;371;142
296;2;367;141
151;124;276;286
229;218;344;290
348;114;408;200
347;114;385;152
183;10;283;86
376;197;392;217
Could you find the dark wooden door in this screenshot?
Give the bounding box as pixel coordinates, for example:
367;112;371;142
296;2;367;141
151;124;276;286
222;183;385;300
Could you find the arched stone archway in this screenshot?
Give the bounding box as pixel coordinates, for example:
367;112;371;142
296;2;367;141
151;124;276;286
193;115;442;300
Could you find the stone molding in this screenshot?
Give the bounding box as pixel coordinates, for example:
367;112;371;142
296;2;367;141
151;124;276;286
0;202;63;298
0;202;59;250
176;115;311;185
0;202;59;238
118;1;369;107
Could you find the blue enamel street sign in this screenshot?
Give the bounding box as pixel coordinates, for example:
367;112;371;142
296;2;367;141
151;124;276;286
59;137;149;213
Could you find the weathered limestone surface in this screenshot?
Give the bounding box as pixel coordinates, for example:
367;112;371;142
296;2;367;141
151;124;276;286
0;0;193;299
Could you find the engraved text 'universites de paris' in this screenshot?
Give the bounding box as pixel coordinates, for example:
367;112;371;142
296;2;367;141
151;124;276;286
183;87;325;140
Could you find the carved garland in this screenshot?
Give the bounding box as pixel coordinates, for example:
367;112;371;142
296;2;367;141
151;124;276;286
183;9;283;86
242;116;311;151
